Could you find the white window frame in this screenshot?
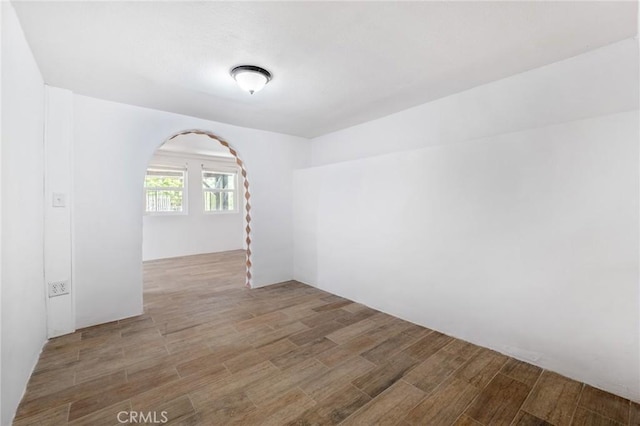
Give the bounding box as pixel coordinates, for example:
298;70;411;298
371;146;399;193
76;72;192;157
202;169;239;214
144;166;188;215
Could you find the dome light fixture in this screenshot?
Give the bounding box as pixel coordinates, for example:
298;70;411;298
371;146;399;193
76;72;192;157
230;65;272;95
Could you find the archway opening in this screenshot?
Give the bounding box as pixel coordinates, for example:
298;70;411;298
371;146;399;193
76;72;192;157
143;130;252;288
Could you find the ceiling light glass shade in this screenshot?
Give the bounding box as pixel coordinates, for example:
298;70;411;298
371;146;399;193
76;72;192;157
231;65;272;94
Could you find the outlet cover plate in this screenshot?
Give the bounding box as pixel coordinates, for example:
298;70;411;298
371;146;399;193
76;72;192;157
48;280;70;297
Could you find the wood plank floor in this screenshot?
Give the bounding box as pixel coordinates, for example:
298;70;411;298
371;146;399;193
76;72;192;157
14;250;639;425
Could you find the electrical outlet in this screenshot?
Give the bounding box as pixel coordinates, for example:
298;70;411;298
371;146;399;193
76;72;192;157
48;280;70;297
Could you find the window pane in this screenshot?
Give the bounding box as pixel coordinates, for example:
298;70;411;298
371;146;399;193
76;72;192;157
204;191;219;211
202;172;235;190
145;169;184;188
145;190;157;212
226;192;234;210
204;190;235;211
146;190;183;212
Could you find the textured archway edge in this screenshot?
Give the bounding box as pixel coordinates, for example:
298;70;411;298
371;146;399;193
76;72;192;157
167;130;252;288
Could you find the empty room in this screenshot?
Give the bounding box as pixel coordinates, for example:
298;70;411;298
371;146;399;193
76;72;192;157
1;1;639;425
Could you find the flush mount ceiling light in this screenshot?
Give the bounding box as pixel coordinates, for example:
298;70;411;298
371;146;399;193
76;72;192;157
230;65;272;95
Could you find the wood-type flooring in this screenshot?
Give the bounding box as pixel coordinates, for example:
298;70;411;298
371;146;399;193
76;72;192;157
14;250;639;425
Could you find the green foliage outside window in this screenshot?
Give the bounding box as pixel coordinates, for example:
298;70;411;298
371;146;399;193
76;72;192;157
145;169;185;213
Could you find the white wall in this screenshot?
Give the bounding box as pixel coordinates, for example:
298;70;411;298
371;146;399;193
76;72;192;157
0;2;4;422
1;3;47;424
44;86;74;338
295;39;640;401
142;152;244;260
72;95;308;328
311;39;638;166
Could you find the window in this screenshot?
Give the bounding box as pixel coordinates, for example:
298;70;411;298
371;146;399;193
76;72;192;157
144;168;186;213
202;170;237;212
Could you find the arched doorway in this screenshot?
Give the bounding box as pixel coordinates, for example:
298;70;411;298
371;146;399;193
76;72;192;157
151;129;252;288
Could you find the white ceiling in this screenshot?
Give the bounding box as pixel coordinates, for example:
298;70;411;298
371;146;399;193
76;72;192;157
12;1;638;138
